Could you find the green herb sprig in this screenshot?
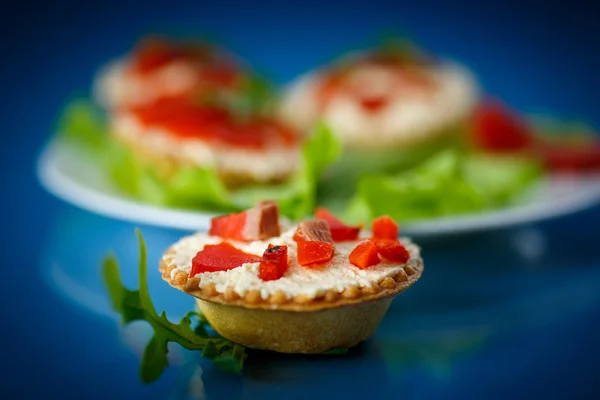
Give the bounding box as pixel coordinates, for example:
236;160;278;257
196;72;275;122
102;230;247;382
102;229;349;383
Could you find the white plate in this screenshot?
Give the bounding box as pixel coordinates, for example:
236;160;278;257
37;138;600;235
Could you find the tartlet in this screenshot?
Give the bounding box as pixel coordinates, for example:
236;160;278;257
111;97;301;187
94;36;303;187
160;202;423;353
279;47;479;151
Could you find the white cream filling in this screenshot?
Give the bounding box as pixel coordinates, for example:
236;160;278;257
279;60;479;149
93;58;199;109
112;113;300;182
165;228;421;299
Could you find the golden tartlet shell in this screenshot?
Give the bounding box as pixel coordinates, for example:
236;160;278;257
160;251;423;353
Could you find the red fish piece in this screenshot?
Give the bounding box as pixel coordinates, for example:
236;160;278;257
372;216;399;240
259;244;289;281
293;219;334;243
244;201;281;241
209;202;281;242
190;242;260;277
315;207;361;242
375;239;410;263
296;241;335;266
349;240;380;269
209;212;247;241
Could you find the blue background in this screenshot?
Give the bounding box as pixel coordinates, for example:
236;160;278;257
2;0;600;398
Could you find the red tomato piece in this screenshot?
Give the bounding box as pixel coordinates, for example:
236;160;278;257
259;244;289;281
539;141;600;173
296;241;335;266
315;207;361;242
349;240;380;270
190;242;260;277
372;216;399;240
471;100;535;153
375;239;410;263
129;97;299;149
209;212;247;241
360;96;388;112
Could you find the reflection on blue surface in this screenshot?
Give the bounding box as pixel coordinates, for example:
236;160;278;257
36;206;600;399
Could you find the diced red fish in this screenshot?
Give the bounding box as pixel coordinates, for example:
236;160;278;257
293;219;334;243
349;240;380;270
244;201;281;240
315;207;361;242
259;244;288;281
371;216;399;240
209;212;247;241
375;239;410;263
190;242;261;276
296;241;335;266
293;219;335;266
209;201;281;242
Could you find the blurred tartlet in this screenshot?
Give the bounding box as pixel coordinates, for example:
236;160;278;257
279;43;479;152
111;97;301;187
76;35;324;208
160;202;423;353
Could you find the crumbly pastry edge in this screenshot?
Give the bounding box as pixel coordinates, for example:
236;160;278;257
159;247;424;312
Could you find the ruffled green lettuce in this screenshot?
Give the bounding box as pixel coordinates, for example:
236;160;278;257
56;100;540;224
344;149;542;224
57;100;341;220
316;126;465;214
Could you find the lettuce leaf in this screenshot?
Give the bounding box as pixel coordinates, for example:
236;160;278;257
346;150;541;224
462;154;542;205
528;114;597;144
229;122;341;219
316;125;465;215
58;99;108;151
56;101;340;220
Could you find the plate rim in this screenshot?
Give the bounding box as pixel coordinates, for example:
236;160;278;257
37;138;600;235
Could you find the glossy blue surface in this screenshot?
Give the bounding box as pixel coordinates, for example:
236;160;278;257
3;1;600;398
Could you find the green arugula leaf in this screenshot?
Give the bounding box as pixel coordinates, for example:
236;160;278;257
213;344;248;373
102;229;246;383
140;334;169;383
196;72;275;122
103;229;353;382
